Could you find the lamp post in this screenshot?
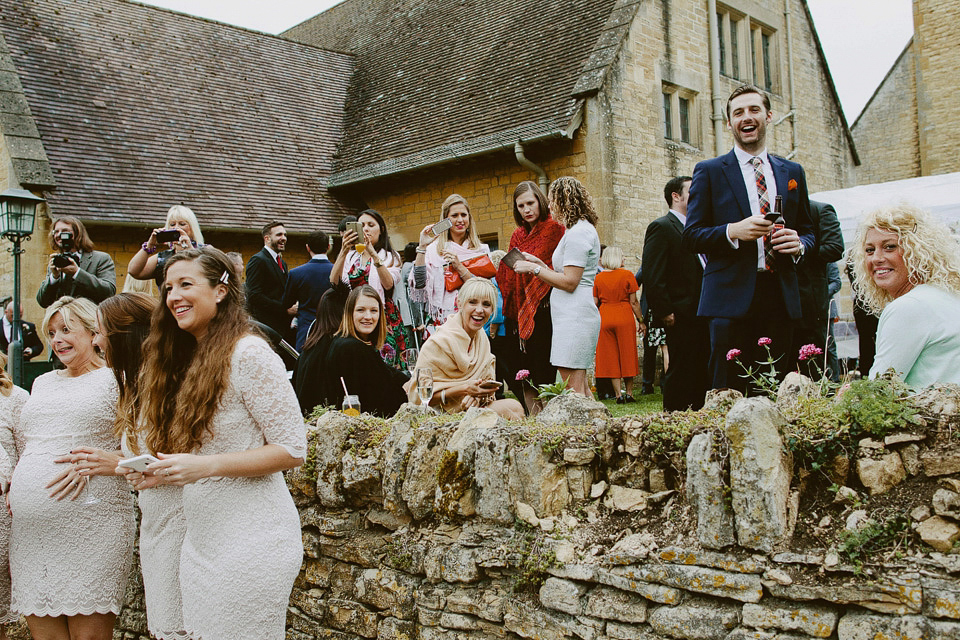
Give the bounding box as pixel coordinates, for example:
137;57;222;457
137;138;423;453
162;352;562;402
0;188;43;387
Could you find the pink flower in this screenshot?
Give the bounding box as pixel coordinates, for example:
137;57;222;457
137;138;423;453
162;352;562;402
798;344;823;361
725;349;741;361
516;369;530;381
758;337;772;346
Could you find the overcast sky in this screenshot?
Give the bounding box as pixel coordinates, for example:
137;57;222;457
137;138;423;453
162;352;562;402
141;0;914;124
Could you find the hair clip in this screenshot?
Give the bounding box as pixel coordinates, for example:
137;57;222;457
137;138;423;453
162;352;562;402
219;271;229;285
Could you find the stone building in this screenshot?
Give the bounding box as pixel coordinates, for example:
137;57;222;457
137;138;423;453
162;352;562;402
851;0;960;185
1;0;859;357
285;0;858;258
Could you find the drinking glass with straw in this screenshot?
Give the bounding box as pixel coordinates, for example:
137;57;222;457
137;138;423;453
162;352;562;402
340;377;361;416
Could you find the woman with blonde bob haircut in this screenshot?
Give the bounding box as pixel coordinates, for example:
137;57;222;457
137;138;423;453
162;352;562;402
411;194;491;332
594;247;644;403
851;204;960;388
0;353;28;640
121;247;305;640
8;296;134;640
513;177;602;397
410;278;524;420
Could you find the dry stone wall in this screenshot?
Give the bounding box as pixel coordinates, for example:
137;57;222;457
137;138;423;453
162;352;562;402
103;384;960;640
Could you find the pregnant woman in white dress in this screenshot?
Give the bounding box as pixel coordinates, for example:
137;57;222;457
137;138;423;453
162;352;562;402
513;176;602;396
122;247;305;640
8;296;135;640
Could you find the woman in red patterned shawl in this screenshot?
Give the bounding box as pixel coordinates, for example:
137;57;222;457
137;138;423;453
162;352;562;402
496;181;565;415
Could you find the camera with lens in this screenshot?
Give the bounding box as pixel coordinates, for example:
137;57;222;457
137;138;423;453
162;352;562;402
53;231;80;268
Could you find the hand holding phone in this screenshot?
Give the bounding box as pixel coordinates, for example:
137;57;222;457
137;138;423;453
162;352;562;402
155;229;181;243
478;379;502;391
117;454;161;473
430;218;454;237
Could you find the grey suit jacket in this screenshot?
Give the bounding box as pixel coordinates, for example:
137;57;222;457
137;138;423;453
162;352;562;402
37;249;117;307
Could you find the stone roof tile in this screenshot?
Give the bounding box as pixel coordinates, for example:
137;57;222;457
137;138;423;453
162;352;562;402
0;0;356;233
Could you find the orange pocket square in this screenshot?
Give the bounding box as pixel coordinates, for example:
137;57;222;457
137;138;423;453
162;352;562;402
788;179;798;191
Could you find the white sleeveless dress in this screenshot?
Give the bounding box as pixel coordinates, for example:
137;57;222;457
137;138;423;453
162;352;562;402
0;385;29;624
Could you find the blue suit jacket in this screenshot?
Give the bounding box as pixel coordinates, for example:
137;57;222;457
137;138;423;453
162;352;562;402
681;149;814;320
282;257;333;350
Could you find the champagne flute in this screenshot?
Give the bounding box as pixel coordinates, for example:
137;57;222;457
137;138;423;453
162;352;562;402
71;435;100;506
416;368;434;406
402;348;419;371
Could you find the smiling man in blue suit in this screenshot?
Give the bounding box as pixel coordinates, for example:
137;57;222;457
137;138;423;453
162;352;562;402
682;84;814;392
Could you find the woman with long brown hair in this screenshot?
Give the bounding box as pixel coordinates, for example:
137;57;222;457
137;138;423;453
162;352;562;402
121;247;305;640
0;353;28;640
496;181;565;413
513;177;602;396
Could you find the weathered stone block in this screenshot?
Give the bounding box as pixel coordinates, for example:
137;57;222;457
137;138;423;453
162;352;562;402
648;598;740;640
922;575;960;620
378;616;416;640
584;585;648;623
325;599;379;638
604;485;649;512
837;612;927;640
621;563;763;603
856;452;906;496
536;393;611;427
508;441;571;518
595;567;683;604
742;599;838;638
917;515;960;552
725;397;792;553
686;431;736;549
445;586;506;622
342;450;382;503
921;450;960;477
354;567;419;619
401;422;454;520
540;577;588;616
312;412;354;507
656;546;765;574
605;621;661;640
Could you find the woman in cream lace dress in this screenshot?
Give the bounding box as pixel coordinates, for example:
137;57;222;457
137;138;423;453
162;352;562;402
8;297;134;640
121;247;305;640
0;353;28;640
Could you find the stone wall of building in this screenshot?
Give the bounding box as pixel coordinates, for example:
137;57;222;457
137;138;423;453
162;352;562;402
851;43;920;186
89;381;960;640
595;0;855;260
914;0;960;177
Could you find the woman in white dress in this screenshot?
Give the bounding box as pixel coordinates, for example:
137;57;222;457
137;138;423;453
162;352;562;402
411;194;491;334
8;296;135;640
121;247;305;640
513;176;602;396
0;353;28;640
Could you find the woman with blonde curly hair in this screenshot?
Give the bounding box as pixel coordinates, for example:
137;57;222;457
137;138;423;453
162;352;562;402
513;177;602;396
852;204;960;387
120;247;305;639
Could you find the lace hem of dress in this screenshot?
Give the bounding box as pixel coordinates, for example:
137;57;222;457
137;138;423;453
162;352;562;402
150;626;195;639
14;602;122;617
0;611;19;624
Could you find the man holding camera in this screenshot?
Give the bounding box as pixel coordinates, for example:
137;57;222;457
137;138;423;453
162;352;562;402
36;216;116;307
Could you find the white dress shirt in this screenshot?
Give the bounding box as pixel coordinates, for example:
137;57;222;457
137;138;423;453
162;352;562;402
727;146;778;270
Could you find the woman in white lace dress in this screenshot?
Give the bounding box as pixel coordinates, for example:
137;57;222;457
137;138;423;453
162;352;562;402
0;353;28;640
8;296;135;640
121;247;305;640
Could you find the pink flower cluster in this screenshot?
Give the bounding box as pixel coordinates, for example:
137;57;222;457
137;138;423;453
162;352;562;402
515;369;531;381
757;337;772;346
725;349;741;361
798;344;823;361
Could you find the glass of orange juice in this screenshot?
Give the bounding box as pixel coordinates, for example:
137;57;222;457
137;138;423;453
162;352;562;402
342;394;361;416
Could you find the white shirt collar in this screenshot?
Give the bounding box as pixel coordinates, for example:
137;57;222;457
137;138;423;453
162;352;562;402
310;254;329;262
668;209;686;225
264;245;280;261
733;146;769;167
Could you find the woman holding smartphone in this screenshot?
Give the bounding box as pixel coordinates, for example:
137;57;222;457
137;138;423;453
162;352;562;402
496;181;565;414
330;209;410;367
410;278;524;420
306;285;408;418
123;247;305;640
411;194;491;335
513;177;602;397
128;205;206;286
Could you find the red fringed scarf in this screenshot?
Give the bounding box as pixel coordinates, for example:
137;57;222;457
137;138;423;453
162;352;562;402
496;216;565;339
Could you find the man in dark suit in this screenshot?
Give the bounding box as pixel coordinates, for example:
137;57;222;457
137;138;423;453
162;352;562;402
642;176;709;410
36;216;116;307
1;299;44;360
246;221;297;339
793;200;844;376
282;230;334;351
682;85;814;392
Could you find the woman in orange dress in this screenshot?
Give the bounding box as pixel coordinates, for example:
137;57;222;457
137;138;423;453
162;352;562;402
593;247;645;403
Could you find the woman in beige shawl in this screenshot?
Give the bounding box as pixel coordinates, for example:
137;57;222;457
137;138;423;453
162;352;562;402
408;279;523;420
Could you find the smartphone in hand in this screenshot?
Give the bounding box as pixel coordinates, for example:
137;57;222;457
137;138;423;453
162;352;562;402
430;218;454;237
500;248;525;270
117;454;161;473
478;380;502;391
155;229;181;243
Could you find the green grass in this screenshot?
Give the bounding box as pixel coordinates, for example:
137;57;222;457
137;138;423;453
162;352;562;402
598;391;663;417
